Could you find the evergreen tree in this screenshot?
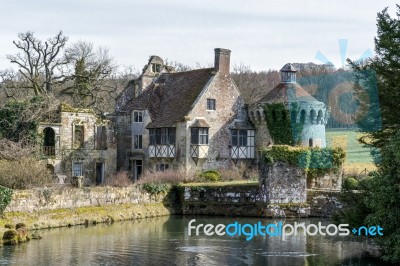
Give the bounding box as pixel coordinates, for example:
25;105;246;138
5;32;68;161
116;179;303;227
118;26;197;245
341;6;400;263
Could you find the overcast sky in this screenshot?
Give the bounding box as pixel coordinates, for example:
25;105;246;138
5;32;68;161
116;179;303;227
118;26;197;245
0;0;398;72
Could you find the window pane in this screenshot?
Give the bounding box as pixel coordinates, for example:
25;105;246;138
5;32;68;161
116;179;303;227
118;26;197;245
134;111;143;122
73;162;82;176
239;130;247;146
207;99;216;110
149;129;156;145
156;128;161;144
161;128;168;144
191;128;199;144
168;127;176;145
232;130;238;146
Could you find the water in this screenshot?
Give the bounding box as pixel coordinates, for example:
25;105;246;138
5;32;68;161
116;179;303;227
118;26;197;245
0;216;388;266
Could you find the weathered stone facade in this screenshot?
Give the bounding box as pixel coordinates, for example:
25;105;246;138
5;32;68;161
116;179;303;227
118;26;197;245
39;104;117;184
260;161;307;204
116;48;254;179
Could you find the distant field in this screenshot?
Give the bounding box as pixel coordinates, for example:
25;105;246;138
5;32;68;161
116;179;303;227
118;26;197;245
326;129;377;175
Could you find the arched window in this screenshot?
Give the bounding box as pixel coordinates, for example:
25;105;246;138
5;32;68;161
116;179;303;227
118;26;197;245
310;110;316;124
309;138;313;147
250;111;254;121
317;110;323;124
291;110;297;123
300;110;306;124
256;110;262;121
43;127;55;156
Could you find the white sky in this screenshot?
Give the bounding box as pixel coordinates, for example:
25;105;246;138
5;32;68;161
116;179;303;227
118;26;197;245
0;0;398;72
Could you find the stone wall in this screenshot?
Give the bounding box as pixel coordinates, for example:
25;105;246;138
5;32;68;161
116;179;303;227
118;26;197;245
307;189;343;217
309;173;342;190
180;183;343;218
260;161;307;204
180;183;263;216
5;186;170;213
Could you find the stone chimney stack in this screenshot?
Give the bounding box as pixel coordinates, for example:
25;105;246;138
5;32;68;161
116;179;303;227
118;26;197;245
214;48;231;75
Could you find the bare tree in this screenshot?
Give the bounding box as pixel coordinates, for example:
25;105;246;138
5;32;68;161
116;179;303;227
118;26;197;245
60;41;118;112
5;31;68;95
231;63;280;104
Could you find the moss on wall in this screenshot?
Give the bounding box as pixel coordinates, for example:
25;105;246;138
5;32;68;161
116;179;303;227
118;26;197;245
261;145;346;179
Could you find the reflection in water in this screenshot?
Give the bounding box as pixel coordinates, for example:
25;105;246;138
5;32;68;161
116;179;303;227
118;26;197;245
0;216;389;266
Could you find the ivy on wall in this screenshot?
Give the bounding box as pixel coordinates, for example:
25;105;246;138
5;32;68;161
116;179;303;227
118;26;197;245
0;185;13;214
264;103;304;145
264;103;293;145
261;145;346;178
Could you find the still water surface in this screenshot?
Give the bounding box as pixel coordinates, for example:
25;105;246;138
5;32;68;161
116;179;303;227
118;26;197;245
0;216;388;266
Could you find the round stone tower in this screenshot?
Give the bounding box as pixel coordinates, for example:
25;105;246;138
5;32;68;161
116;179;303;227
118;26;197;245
248;63;329;148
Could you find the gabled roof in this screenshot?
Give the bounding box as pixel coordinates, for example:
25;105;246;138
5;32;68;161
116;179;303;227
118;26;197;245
258;82;319;103
121;68;215;127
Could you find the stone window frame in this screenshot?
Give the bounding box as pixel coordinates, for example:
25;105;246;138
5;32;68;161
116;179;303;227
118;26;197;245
133;134;143;149
133;111;143;123
206;98;216;111
72;162;83;176
73;123;85;149
95;124;108;150
191;127;209;145
151;63;162;73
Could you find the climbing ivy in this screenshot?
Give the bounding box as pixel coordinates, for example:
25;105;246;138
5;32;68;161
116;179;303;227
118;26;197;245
0;185;13;214
264;103;305;145
264;103;293;145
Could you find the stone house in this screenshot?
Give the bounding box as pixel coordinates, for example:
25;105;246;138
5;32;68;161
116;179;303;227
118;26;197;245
116;48;255;180
39;104;117;184
248;63;329;153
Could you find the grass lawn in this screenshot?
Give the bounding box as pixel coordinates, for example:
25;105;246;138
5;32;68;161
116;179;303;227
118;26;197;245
326;128;377;175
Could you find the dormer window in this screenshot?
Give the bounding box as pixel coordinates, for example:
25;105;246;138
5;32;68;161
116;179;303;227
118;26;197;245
151;63;161;73
207;99;216;110
133;111;143;123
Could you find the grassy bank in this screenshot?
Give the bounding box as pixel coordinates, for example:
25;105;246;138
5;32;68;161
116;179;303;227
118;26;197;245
0;202;173;236
326;129;376;175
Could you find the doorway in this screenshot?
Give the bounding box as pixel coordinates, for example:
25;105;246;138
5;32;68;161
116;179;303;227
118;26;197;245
96;162;105;185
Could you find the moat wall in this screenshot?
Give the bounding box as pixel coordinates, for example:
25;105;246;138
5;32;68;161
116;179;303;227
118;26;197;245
1;181;343;232
179;183;342;218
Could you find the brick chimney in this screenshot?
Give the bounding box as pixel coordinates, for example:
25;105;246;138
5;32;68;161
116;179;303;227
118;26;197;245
214;48;231;75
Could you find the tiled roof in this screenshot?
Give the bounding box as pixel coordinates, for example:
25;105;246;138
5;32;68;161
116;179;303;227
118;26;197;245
121;68;215;127
258;82;319;103
280;63;297;72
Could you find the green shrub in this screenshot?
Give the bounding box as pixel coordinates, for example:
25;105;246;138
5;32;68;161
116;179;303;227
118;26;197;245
200;170;221;182
141;183;171;195
343;176;359;190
